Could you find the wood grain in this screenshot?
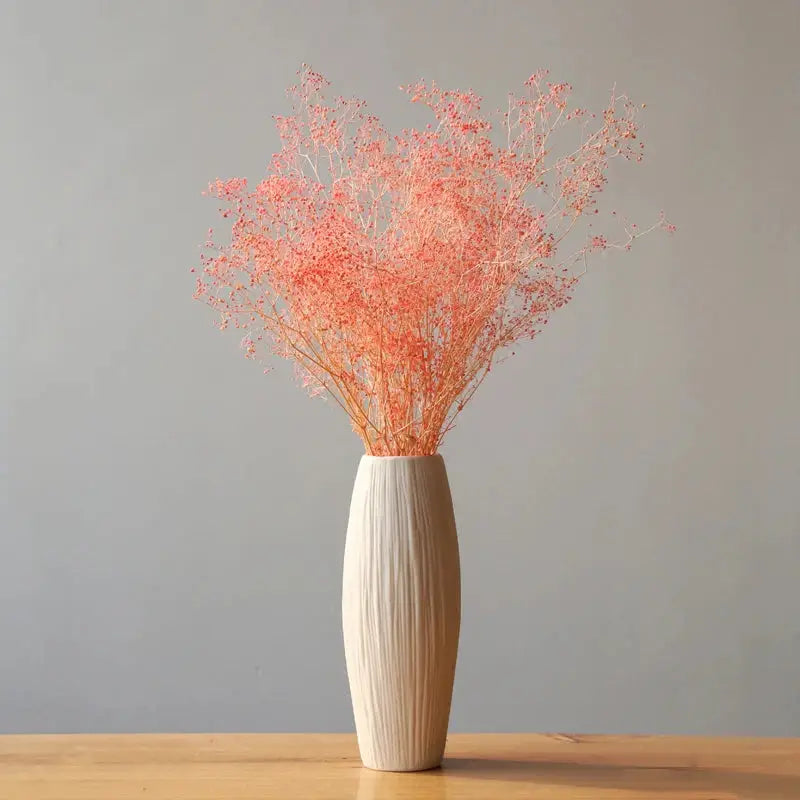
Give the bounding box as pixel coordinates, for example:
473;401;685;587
1;733;799;799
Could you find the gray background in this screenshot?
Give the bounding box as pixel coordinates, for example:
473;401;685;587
2;0;799;735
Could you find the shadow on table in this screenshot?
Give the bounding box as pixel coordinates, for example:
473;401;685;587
435;757;800;799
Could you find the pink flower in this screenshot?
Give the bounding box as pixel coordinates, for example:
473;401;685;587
195;66;670;455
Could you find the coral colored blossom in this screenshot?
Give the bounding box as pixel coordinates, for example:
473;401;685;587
195;66;672;455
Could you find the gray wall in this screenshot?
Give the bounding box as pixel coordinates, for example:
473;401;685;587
2;0;798;735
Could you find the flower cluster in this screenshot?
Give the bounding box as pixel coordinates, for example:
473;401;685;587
195;66;672;455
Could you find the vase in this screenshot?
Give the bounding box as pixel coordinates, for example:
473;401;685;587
342;454;461;772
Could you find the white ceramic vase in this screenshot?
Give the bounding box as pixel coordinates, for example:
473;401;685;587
342;454;461;772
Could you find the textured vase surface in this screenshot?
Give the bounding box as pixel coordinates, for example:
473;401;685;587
342;454;461;772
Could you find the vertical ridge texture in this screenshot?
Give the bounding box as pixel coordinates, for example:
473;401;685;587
342;455;461;772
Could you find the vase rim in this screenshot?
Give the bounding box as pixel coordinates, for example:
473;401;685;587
360;453;443;460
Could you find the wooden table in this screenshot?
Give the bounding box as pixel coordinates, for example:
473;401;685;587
1;733;798;799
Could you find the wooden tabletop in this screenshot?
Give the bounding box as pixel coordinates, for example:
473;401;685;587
1;733;799;799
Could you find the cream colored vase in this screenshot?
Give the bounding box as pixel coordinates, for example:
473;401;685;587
342;454;461;772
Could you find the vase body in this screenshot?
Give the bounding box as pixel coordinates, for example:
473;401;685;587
342;454;461;772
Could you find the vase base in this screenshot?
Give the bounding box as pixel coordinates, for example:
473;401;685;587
361;758;443;773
